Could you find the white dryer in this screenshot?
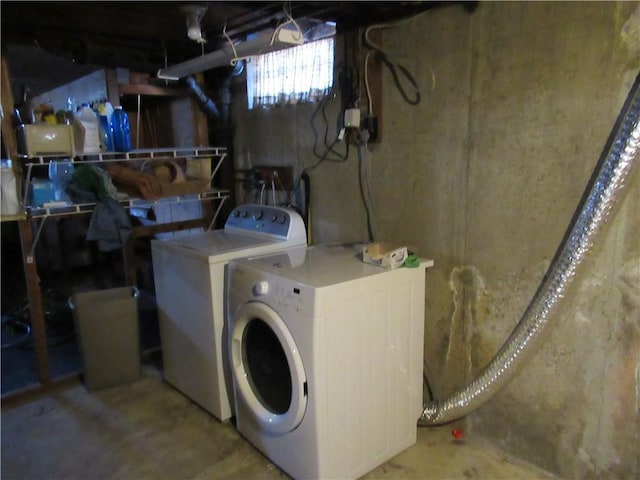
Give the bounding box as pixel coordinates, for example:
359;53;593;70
227;244;434;479
151;204;306;421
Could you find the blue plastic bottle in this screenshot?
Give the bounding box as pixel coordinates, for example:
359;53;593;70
111;106;132;152
96;102;114;151
99;115;114;151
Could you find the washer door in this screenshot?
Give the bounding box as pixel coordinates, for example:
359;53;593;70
231;301;307;435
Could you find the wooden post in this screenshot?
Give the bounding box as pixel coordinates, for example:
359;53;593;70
3;55;50;385
18;220;51;385
105;68;121;107
1;55;22;198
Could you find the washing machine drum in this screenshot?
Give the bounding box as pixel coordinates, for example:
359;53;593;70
231;301;307;435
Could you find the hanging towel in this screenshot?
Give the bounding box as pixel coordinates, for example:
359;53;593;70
67;165;132;252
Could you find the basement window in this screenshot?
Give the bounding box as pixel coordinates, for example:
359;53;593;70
246;36;335;110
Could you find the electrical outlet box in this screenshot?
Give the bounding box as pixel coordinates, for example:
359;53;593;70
344;108;361;128
252;166;295;191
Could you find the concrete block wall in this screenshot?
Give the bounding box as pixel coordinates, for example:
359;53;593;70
232;2;640;478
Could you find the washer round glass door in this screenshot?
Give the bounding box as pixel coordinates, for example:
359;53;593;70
231;301;307;435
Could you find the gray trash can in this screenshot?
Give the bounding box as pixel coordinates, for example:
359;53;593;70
70;286;141;391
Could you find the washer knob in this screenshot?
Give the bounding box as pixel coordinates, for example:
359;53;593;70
253;281;269;296
253;210;264;220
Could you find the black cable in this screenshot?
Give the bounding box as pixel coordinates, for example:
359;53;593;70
292;136;349;210
423;361;435;402
310;91;328;159
321;94;335;152
363;30;421;106
300;171;310;230
308;138;350;173
357;142;374;242
310;87;348;162
376;51;421;106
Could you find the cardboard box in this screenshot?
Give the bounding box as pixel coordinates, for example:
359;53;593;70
362;243;408;269
158;178;210;197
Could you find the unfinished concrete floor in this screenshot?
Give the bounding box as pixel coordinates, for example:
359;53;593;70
1;365;557;480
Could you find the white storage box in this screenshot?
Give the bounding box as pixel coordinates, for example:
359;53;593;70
17;124;75;157
362;243;408;269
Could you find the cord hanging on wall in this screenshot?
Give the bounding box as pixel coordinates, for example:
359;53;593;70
363;10;436;113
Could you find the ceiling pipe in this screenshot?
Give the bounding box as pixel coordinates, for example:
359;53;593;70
219;62;245;125
185;76;220;119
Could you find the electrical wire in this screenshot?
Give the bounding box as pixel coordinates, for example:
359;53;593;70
364;51;374;115
310;87;349;162
293;27;361;224
308;30;359;163
364;10;430;53
363;10;436;114
271;178;276;205
358;156;374;242
299;171;311;242
221;9;245;66
272;172;291;207
308;137;350;173
356;129;376;242
292;137;355;235
222;23;240;66
423;360;436;402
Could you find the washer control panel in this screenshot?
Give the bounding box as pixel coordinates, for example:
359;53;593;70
251;280;305;315
225;204;304;239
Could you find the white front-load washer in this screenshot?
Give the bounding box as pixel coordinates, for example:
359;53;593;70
151;204;306;421
227;244;434;479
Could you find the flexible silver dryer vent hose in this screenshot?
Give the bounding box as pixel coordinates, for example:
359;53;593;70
420;74;640;426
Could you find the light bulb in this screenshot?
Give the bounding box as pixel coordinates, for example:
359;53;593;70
188;25;203;42
183;4;207;43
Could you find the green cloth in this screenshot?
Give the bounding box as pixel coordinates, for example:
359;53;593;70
67;165;131;252
71;165;109;200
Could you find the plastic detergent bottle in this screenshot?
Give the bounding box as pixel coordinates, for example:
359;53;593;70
74;104;101;154
96;102;114;151
111;106;132;152
102;101;114;119
98;116;113;151
0;159;20;215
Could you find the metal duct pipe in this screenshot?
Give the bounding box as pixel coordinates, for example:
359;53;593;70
185;76;220;119
420;73;640;426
